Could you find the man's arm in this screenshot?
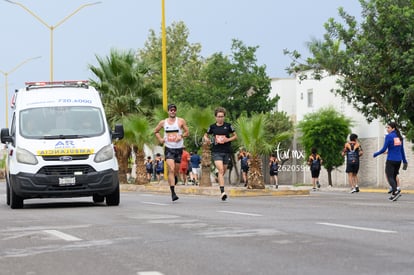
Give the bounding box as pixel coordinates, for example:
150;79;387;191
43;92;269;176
180;118;189;138
154;120;164;144
228;131;238;142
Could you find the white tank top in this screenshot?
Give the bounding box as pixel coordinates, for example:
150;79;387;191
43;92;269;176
163;118;183;149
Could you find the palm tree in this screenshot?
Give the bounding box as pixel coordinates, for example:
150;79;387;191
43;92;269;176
89;49;161;123
88;49;161;183
123;115;156;185
184;106;215;187
234;113;274;189
113;139;132;184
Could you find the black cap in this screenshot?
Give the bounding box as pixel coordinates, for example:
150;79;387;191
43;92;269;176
168;103;177;110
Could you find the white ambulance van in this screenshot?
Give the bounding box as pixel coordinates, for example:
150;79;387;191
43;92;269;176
1;81;124;209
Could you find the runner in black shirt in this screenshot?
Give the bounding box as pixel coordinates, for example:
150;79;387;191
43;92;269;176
204;107;237;201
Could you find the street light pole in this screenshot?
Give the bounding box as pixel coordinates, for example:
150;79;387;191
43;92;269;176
0;56;41;127
161;0;169;180
161;0;168;112
4;0;101;82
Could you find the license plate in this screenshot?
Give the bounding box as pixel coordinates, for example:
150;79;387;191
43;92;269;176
59;177;76;186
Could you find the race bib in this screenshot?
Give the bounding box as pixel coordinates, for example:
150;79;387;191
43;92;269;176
393;137;402;146
215;135;226;144
167;132;178;142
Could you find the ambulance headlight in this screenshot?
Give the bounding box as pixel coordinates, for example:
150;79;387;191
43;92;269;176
16;147;38;165
94;144;114;163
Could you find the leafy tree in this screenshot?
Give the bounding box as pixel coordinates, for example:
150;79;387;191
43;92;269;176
200;39;278;120
284;0;414;141
196;53;233;108
139;22;278;119
137;21;204;105
297;107;352;186
265;112;295;153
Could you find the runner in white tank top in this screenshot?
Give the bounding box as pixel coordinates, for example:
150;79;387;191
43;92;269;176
154;104;189;201
164;117;184;149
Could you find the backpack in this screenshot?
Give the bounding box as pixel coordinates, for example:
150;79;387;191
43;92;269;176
145;161;153;170
310;155;321;171
346;143;359;164
156;160;164;172
241;156;249;168
270;161;279;173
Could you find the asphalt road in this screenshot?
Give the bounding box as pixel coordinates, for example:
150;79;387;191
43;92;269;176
0;181;413;275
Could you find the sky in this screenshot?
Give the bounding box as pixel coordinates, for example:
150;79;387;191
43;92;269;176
0;0;362;128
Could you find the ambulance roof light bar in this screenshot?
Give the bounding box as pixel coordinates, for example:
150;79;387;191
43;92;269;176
25;80;89;90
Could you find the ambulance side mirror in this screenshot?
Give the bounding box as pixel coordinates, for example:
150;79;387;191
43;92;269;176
112;124;124;140
1;128;12;144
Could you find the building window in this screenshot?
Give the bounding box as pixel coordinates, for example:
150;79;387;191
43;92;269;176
307;89;313;108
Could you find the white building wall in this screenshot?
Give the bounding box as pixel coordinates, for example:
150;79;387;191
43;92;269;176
270;73;413;189
270;77;297;122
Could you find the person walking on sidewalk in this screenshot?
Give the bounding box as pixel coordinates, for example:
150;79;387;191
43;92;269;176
190;151;201;185
342;133;363;193
373;122;408;201
204;107;237;201
154;104;189;201
155;153;164;182
308;147;322;191
238;148;250;186
145;156;154;183
383;150;402;194
179;146;191;185
269;154;279;189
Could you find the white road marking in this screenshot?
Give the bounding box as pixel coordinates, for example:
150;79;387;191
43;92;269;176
317;222;397;233
141;201;169;206
218;210;263;217
0;224;91;233
198;228;280;238
1;239;116;258
137;272;164;275
43;230;82;241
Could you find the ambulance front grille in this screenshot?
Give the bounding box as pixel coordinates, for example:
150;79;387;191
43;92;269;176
38;165;96;176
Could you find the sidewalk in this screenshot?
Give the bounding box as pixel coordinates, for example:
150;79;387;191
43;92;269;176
121;182;414;197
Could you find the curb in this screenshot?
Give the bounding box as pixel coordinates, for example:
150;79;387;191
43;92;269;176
357;188;414;194
120;184;310;197
121;183;414;196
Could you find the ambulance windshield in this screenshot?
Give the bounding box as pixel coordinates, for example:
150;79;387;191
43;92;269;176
20;106;105;139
